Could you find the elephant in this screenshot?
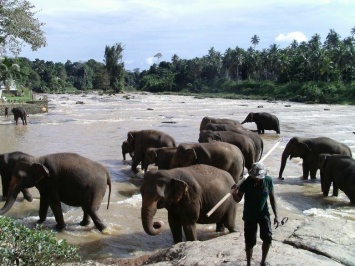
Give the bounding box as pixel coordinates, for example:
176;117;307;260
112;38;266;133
121;140;133;160
319;154;355;203
205;122;264;161
0;151;33;202
140;164;238;243
241;112;280;134
199;116;242;131
11;107;27;125
144;147;177;172
198;130;256;170
278;136;352;180
0;153;112;232
170;142;245;182
127;130;177;173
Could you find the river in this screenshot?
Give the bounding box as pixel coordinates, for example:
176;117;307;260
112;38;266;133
0;92;354;261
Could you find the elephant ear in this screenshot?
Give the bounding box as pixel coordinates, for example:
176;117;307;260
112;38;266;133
147;149;158;163
214;133;223;142
319;154;328;172
300;142;312;152
250;113;254;121
32;163;50;183
171;179;189;203
186;148;198;163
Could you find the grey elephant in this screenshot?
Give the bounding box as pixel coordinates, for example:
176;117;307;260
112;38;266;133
144;147;177;172
199;130;256;170
170;142;244;182
319;154;355;203
205;122;264;161
140;164;238;243
0;153;112;232
127;129;177;173
278;137;352;180
121;140;133;160
0;151;33;202
11;107;27;125
199;116;241;131
241;112;280;134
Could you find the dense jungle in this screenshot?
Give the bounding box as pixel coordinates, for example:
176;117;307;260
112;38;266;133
1;28;355;105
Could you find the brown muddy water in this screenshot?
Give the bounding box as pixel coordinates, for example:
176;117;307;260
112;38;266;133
0;92;354;261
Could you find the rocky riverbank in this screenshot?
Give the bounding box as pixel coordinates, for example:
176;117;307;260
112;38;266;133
65;210;355;266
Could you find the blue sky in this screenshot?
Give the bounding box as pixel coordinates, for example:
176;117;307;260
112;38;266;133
20;0;355;71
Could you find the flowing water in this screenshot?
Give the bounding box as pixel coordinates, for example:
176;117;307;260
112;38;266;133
1;92;355;260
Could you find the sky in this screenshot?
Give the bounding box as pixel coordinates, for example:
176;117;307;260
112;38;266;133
19;0;355;71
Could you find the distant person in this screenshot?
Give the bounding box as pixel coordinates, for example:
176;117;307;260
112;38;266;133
231;162;280;266
4;107;9;119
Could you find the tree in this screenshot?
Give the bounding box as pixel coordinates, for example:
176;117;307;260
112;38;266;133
0;0;46;56
351;25;355;36
104;43;125;92
251;34;260;49
0;56;21;89
154;53;162;63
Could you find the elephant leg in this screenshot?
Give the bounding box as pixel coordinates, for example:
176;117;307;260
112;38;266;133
216;222;225;232
182;222;197;241
80;211;91;226
131;156;141;173
50;201;66;230
21;189;33;202
309;168;318;179
87;208;107;232
37;198;50;223
224;207;238;233
1;175;10;200
333;184;339;197
168;212;183;243
302;161;310;180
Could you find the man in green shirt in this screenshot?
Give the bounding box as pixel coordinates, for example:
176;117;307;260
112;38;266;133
231;162;279;266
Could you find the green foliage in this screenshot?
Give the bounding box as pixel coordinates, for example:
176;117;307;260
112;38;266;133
0;216;80;266
0;0;46;56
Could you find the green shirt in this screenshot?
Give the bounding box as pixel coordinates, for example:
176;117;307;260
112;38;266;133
239;175;274;221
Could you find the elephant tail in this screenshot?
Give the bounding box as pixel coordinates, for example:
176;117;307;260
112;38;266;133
106;172;112;209
259;139;264;161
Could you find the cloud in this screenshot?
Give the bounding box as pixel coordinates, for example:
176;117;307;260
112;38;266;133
145;57;155;66
275;32;308;43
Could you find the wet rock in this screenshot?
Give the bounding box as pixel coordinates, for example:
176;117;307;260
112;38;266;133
76;101;84;104
284;104;291;107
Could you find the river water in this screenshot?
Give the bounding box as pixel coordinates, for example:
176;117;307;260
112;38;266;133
1;92;355;261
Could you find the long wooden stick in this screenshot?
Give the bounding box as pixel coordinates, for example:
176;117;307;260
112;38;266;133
206;137;283;217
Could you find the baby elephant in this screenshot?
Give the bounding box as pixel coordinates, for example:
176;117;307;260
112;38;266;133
241;112;280;134
0;153;112;232
319;154;355;204
11;107;27;125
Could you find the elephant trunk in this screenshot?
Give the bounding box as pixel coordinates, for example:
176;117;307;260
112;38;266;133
0;192;18;215
278;148;291;178
141;201;164;236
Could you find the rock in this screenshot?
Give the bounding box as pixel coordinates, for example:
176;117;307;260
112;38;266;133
71;215;353;266
76;101;84;104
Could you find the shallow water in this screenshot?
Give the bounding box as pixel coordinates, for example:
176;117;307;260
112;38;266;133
1;92;355;260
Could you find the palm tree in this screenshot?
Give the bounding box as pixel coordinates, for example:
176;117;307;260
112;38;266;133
0;57;21;90
251;35;260;49
351;26;355;36
154;53;162;63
